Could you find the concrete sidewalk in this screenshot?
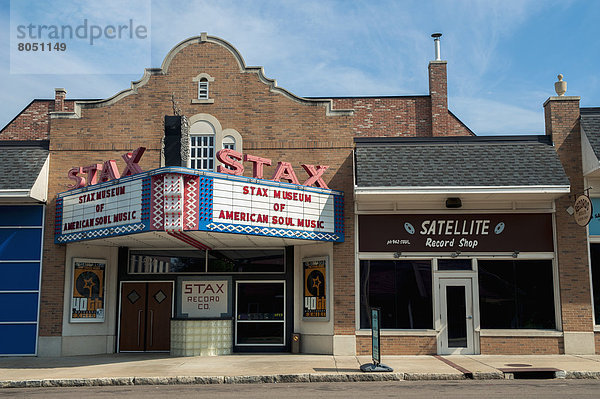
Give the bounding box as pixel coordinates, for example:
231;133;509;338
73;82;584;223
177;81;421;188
2;354;600;388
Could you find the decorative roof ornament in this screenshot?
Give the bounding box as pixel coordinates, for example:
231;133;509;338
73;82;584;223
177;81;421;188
555;74;567;96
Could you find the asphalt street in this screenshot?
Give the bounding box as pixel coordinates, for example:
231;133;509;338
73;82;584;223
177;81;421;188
2;380;600;399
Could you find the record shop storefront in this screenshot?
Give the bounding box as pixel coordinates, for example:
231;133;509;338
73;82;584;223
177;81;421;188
55;163;343;355
353;136;570;355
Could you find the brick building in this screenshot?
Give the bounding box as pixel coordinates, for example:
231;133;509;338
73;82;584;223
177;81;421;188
0;34;598;357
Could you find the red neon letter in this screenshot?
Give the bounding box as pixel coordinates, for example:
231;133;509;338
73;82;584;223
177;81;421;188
271;161;300;185
98;160;121;183
244;154;272;179
216;149;244;175
68;167;86;189
82;164;102;186
121;147;146;177
301;164;330;189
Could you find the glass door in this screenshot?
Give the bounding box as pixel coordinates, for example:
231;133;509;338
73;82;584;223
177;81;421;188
235;281;285;347
439;278;474;354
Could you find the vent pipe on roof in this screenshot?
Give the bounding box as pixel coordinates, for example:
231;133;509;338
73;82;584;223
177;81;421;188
431;33;442;61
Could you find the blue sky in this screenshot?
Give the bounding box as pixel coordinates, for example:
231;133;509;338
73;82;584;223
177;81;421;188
1;0;598;135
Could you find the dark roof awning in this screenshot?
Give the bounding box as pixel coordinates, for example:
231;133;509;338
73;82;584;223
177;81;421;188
0;141;49;202
581;108;600;176
354;135;570;202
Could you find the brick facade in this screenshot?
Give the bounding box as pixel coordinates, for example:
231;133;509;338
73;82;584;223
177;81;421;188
357;335;437;355
480;336;564;355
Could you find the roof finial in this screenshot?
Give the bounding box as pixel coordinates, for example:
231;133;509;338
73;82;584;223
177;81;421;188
555;74;567;96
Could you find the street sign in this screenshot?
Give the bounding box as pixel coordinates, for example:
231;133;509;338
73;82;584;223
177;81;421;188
360;307;393;372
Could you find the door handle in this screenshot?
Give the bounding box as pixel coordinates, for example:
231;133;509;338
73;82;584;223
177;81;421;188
149;309;154;347
137;310;143;346
466;315;473;320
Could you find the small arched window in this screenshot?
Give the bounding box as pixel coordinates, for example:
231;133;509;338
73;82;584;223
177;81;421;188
198;78;209;100
222;135;236;150
192;73;215;104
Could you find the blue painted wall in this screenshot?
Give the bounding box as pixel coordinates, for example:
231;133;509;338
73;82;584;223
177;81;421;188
0;205;43;356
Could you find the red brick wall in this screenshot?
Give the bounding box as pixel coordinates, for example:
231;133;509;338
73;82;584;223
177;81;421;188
429;61;448;136
0;101;52;141
480;336;564;355
0;100;77;141
332;97;432;137
544;97;594;333
356;335;437;355
595;332;600;354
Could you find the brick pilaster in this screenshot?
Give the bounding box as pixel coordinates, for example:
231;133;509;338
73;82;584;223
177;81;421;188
544;96;594;332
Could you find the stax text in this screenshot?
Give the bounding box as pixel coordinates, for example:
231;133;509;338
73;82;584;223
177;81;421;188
68;147;145;189
217;149;330;189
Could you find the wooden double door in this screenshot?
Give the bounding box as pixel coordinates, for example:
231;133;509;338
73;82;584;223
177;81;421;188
119;281;173;352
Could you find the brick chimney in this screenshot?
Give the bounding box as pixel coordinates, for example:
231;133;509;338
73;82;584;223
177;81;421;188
54;88;66;112
428;33;448;137
544;75;595;354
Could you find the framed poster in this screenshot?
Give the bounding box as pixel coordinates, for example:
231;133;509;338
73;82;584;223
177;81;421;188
70;258;106;323
302;256;329;321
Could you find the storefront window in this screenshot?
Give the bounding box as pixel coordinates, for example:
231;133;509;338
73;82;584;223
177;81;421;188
129;250;206;273
589;243;600;324
360;260;433;329
208;250;284;273
129;249;284;274
478;260;555;329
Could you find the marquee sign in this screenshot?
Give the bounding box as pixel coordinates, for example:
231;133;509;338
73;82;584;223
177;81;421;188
359;213;553;253
55;167;344;244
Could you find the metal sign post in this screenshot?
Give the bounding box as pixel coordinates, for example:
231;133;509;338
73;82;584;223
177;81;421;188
360;307;393;372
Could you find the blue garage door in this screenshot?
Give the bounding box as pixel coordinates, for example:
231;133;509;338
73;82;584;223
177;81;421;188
0;205;43;356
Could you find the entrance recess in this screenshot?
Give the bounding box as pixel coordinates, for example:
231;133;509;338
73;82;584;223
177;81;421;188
119;281;173;352
439;278;474;354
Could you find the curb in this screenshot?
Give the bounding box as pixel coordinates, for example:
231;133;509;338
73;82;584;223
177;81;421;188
0;369;579;388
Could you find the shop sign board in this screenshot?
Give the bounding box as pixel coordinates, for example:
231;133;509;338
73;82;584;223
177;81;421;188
359;213;553;253
176;276;232;319
70;258;106;323
574;195;593;227
302;256;329;321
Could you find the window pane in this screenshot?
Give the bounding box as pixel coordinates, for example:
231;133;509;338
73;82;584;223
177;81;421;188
128;251;206;274
360;260;432;329
478;260;555;329
446;286;467;347
438;259;472;271
208;250;284;273
590;244;600;323
236;322;283;345
237;283;284;320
